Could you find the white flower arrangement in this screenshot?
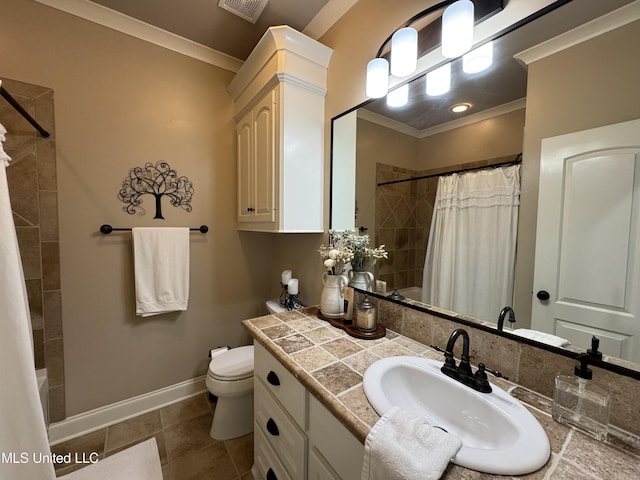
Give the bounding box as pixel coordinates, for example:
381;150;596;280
319;230;387;275
342;230;388;272
318;232;353;275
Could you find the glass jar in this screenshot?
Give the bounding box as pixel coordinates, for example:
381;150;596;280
356;295;377;333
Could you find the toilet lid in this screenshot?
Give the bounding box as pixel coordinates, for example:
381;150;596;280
209;345;254;380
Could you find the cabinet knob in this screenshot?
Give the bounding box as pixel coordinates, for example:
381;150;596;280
247;207;255;212
266;418;279;436
266;371;280;386
266;468;277;480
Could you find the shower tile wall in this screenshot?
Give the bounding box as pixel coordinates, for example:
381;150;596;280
375;156;519;293
374;162;437;291
2;78;64;422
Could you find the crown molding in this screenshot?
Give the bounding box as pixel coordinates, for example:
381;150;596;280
357;109;423;138
515;0;640;66
33;0;244;72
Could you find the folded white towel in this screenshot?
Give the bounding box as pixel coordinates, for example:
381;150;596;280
512;328;569;347
58;438;162;480
133;227;190;317
361;406;462;480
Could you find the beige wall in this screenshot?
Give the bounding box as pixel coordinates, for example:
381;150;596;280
514;20;640;326
1;0;272;416
416;109;525;170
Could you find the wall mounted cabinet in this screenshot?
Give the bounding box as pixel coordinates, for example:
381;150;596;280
228;26;332;232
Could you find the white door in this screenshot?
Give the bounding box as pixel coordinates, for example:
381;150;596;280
532;118;640;363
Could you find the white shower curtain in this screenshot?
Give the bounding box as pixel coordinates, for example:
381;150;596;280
0;124;55;480
421;165;520;322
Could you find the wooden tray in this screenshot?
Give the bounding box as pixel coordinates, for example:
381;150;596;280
345;324;386;340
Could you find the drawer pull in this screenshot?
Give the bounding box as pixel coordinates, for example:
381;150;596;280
266;418;280;436
266;371;280;386
266;468;277;480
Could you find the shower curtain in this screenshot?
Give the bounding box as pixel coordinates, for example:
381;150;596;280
0;124;55;479
421;165;520;322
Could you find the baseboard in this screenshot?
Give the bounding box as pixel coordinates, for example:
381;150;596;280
48;375;207;445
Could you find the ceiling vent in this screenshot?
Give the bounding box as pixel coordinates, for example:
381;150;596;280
218;0;269;24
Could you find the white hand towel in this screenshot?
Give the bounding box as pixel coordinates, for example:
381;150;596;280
133;227;190;317
58;437;162;480
361;406;462;480
512;328;569;347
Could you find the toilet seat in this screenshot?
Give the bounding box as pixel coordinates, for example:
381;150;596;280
208;345;254;381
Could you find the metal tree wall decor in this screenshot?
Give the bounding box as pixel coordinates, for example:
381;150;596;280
118;161;194;219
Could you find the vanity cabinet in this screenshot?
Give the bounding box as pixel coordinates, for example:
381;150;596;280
227;26;332;232
253;342;364;480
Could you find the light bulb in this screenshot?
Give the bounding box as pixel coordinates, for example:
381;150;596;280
442;0;474;58
366;58;389;98
463;41;494;74
426;63;451;96
391;27;418;77
386;84;409;107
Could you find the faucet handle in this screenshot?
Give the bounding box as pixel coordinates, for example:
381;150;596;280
474;363;493;393
441;351;457;376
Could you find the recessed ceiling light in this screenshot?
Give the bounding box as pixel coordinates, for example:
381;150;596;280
451;103;471;113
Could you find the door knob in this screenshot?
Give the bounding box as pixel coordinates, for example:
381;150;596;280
536;290;550;300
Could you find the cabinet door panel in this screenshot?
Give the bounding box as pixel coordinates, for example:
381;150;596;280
253;90;276;223
237;113;253;222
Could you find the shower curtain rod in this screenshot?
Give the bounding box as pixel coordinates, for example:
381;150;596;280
377;154;522;187
0;83;50;138
100;224;209;234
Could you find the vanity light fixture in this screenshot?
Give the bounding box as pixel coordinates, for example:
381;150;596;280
365;0;502;99
390;27;418;77
463;40;494;73
451;102;471;113
442;0;475;58
386;84;409;108
366;58;390;98
426;63;451;96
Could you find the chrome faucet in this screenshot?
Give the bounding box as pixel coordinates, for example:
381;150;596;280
441;328;492;393
497;306;516;331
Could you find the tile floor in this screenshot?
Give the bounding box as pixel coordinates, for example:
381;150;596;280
51;393;254;479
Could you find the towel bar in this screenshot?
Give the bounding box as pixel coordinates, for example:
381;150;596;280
100;224;208;234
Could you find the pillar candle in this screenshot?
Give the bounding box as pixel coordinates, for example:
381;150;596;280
281;270;292;285
288;278;299;295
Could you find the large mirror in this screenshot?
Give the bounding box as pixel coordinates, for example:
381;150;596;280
330;0;640;371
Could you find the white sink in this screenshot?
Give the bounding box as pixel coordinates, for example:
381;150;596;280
363;356;550;475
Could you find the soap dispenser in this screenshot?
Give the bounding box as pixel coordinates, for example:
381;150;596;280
552;336;610;441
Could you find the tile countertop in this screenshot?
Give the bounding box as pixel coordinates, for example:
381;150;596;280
242;307;640;479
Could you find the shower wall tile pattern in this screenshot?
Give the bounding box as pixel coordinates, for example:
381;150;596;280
2;78;65;422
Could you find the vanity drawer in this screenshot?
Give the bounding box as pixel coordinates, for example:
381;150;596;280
255;379;307;480
253;426;293;480
254;341;307;427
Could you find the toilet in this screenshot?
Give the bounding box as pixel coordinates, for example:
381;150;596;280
206;345;254;440
266;298;286;314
